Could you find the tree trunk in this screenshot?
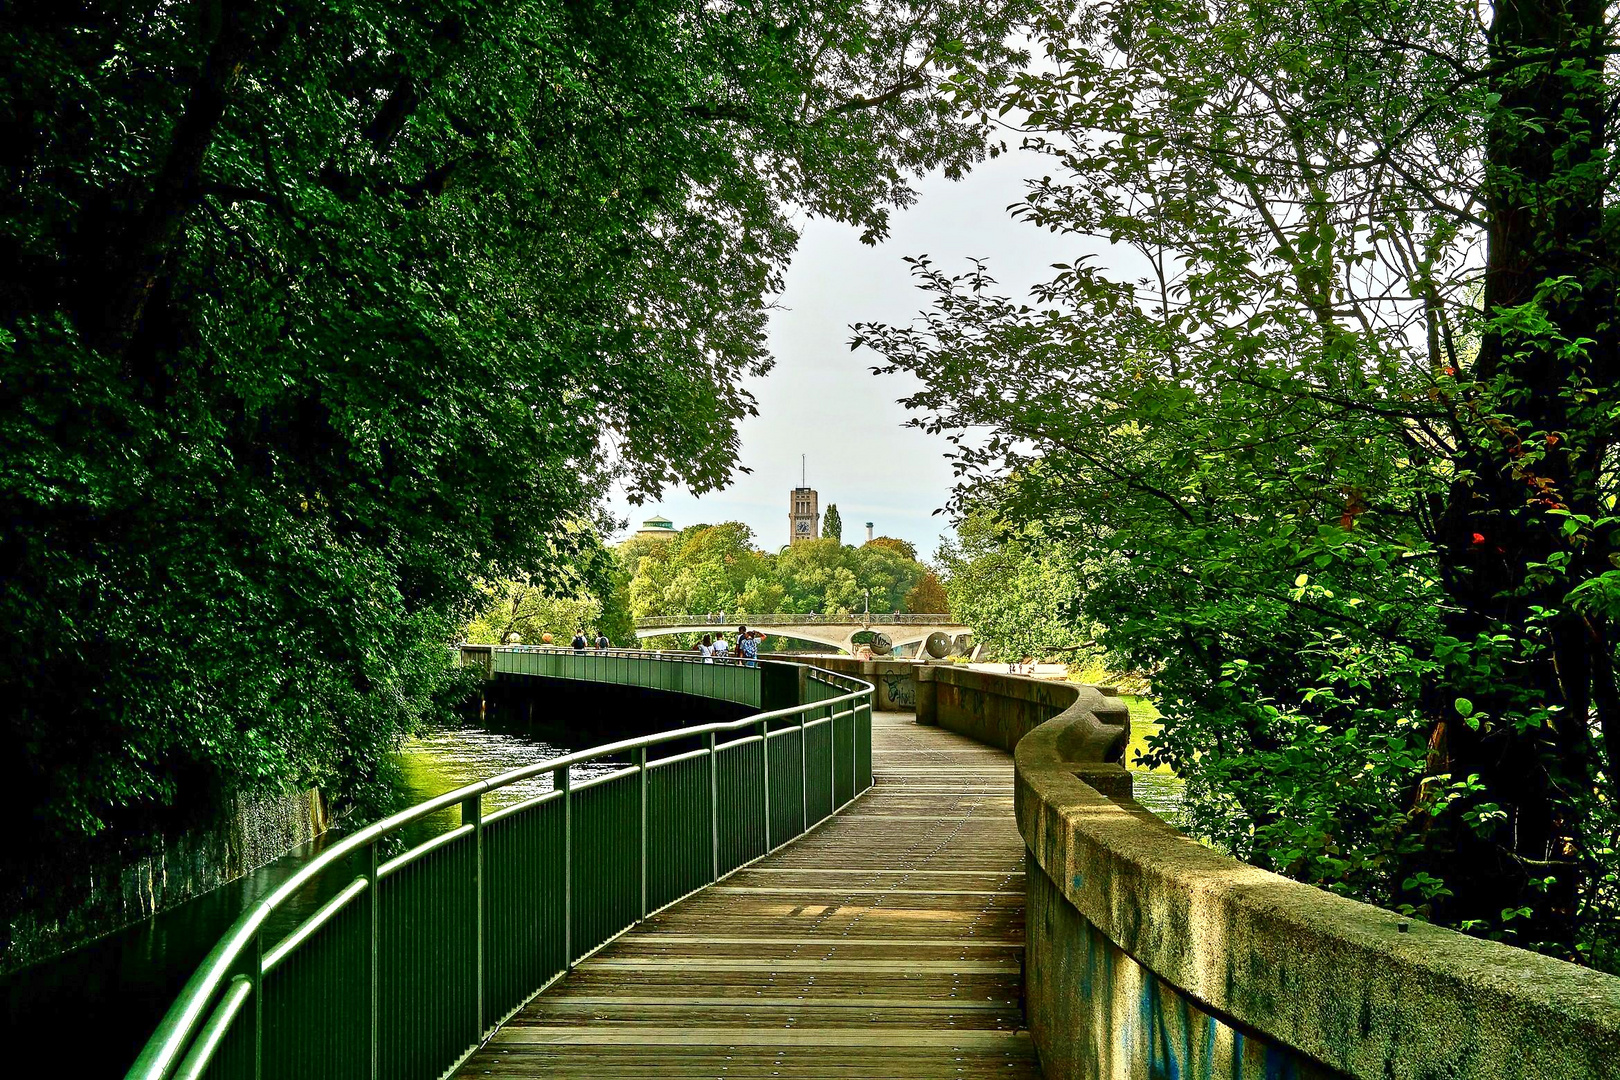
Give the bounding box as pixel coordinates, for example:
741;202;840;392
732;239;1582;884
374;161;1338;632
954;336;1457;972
87;0;259;356
1416;0;1614;950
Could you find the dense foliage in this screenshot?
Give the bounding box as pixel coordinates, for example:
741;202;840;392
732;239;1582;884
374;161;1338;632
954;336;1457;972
0;0;1032;848
822;503;844;543
623;523;935;623
935;509;1090;661
859;0;1620;966
902;570;949;614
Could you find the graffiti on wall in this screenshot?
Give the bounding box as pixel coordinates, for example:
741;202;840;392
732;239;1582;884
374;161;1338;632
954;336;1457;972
880;673;916;710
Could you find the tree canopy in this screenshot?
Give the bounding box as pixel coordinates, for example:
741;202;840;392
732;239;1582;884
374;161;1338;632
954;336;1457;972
625;523;932;622
859;0;1620;966
935;508;1088;660
0;0;1034;846
865;535;918;560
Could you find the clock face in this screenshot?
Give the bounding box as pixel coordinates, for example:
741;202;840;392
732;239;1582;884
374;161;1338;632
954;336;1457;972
795;519;810;535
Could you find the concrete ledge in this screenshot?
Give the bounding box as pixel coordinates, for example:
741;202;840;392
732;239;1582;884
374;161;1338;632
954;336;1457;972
925;665;1129;762
1014;694;1620;1079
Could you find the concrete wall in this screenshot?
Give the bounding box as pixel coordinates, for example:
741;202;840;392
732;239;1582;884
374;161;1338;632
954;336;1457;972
760;655;919;712
1011;684;1620;1080
3;786;327;974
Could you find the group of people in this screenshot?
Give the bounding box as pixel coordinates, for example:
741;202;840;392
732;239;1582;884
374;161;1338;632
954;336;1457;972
558;625;761;666
569;630;610;650
695;625;761;666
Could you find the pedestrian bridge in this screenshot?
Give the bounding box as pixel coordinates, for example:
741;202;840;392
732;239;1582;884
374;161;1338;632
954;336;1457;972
635;612;971;654
126;649;1620;1080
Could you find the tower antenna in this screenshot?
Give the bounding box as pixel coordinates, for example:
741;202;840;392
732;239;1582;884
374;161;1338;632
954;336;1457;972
801;454;806;488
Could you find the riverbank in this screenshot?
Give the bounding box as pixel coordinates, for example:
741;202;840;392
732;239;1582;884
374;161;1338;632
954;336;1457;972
0;716;592;1077
1;786;328;977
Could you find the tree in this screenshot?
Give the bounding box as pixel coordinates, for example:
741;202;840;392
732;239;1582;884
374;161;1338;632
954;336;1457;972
623;522;930;622
935;509;1089;659
626;523;770;619
903;572;949;615
463;582;601;646
822;503;844;543
865;535;918;560
856;0;1620;965
0;0;1037;850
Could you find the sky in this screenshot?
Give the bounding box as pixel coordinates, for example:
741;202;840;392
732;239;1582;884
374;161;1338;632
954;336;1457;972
606;144;1087;560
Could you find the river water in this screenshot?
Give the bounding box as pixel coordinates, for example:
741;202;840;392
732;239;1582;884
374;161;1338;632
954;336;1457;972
0;716;606;1079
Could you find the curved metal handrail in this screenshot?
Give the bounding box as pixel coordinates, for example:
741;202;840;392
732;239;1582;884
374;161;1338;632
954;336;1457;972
128;649;873;1080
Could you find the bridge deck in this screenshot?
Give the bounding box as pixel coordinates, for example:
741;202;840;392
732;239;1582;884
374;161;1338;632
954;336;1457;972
456;711;1038;1079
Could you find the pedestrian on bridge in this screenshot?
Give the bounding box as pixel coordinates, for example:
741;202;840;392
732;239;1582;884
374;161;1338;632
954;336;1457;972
736;626;758;667
571;630;587;651
594;631;609;649
698;633;715;662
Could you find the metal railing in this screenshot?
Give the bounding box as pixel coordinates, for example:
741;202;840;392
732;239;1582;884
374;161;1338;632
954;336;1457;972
636;613;962;628
126;650;873;1080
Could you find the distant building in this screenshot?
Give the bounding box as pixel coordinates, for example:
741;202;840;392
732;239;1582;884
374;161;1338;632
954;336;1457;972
789;487;819;544
634;515;677;539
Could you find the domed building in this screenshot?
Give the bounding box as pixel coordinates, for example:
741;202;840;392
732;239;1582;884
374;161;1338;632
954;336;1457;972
634;515;677;539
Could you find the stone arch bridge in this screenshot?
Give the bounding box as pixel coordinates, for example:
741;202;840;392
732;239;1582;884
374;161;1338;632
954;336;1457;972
634;612;971;655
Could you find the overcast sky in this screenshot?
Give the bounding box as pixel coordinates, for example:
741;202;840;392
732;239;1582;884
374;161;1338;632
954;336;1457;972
606;144;1087;560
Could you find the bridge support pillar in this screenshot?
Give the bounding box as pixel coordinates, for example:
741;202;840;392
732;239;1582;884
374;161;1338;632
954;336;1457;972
914;664;937;726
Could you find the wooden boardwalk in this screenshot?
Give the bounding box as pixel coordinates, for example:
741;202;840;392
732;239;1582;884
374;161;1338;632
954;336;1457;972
457;711;1038;1079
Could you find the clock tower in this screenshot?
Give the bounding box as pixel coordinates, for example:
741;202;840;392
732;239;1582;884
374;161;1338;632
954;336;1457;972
789;456;819;545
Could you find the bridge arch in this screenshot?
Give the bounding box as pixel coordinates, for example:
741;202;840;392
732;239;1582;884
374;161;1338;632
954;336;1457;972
633;614;971;657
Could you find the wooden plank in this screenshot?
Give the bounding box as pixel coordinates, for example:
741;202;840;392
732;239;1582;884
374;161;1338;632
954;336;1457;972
707;886;1018;896
618;935;1021;948
493;1027;1032;1047
577;958;1016;972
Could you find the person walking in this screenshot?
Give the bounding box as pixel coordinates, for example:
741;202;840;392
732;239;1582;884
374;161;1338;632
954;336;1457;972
595;631;609;649
571;629;587;651
737;626;758;667
699;633;715;662
713;632;728;660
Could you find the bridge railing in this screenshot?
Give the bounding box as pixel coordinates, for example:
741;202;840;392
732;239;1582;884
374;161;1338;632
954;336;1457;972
635;613;959;628
126;650;873;1080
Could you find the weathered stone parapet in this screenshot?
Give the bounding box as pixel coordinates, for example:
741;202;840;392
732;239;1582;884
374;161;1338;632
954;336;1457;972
929;664;1128;757
1014;690;1620;1079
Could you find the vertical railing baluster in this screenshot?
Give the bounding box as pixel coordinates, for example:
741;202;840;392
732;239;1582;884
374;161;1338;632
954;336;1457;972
557;765;573;967
830;704;837;812
250;928;264;1080
366;840;379;1080
855;696;868;806
461;792;484;1038
799;708;808;834
637;746;649;920
706;731;719;881
759;719;770;851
